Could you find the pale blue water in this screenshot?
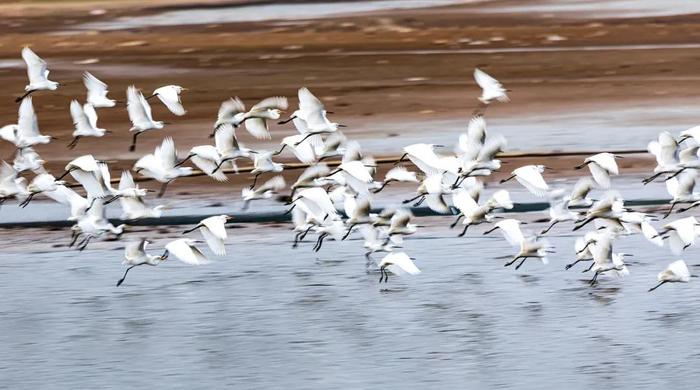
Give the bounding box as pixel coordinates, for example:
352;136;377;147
1;222;699;389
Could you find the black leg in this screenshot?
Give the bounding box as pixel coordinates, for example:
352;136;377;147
67;136;81;149
116;265;139;287
249;173;261;189
458;223;470;237
413;196;426;207
540;220;559;235
393;153;408;166
15;89;35;103
505;256;522;267
573;217;595;231
515;258;528;270
182;224;203;235
129;132;140;152
565;259;583;270
582;262;595;273
157;181;170;198
342;224;356;240
450;214;464;229
663;202;678;219
402;194;423;204
648;281;667;292
499;174;516;184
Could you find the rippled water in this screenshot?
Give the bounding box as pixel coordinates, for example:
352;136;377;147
1;222;699;389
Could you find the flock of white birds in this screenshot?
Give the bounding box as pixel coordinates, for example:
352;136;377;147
0;47;695;291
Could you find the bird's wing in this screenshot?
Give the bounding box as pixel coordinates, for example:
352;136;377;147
298;87;324;115
641;221;663;247
588;162;612;189
244;117;271;140
299;187;336;217
83;103;99;129
514;166;549;197
119;196;148;219
340;161;373;183
589;153;619;175
426;194;450;214
666;260;690;281
404;144;442;176
259;175;286;192
17;97;40;138
192;155;228;182
384;252;421;275
125;239;147;258
476;134;507;162
154;85;186;116
70;100;91;133
452;189;479;214
251;96;288;111
297;164;329;185
119;170;136;191
466;115;486;145
71;170;109;198
83;71;109;100
127;86;150;126
490;189;513;209
474;68;509;102
200;227;226;256
22;47;48;85
495;219;525;246
157;137;178;169
201;216;228;241
215;123;237;154
385;166;418;182
166;239;210;265
216;97;246;126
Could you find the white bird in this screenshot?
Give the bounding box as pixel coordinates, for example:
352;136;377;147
619;212;663;247
22;173;66;207
359;224;394;263
273;133;321;164
327;160;374;195
385;209;417;245
342;198;373;239
58;155;114;204
0;161;28;204
575;152;620;189
378;252;421;283
565;231;599;270
500;165;549;197
647;131;678;173
213;97;246;132
248;151;283;189
178;145;228;182
483;218;526;246
657;216;700;255
127;85;165;152
67;100;108;149
451;189;512;236
289;187;338;222
116;239;165;287
242;96;288;140
83;71;116;108
13;147;45;173
8;97;53;149
115;171;164;220
150;85;187;116
373;166;419;193
399;143;449;176
474;68;509;105
242;176;286;209
134;137;193;197
183;215;231;256
649;260;691;292
568;177;596;207
207;123;258;174
280;87;342;145
662;169;700;218
70;198;125;251
573;192;626;231
162;238;210;265
586;232;629;286
504;237;551;270
540;189;579;234
16;47;59;102
291;164;330;196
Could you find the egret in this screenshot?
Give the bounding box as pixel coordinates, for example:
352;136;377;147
575;152;620;189
150;85;187;116
67;100;108;149
248;151;283;189
649;260;691;292
133;137;193;197
500;165;549;197
161;238;210;265
373;166;419;193
378;252;421;283
126;85;165;152
83;71;116;108
242;176;286;209
116;239;165;287
16;47;59;102
183;215;231;256
281;87;343;145
568;177;596;207
474;68;509;105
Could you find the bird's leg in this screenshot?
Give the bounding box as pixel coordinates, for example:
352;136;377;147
145;94;158;100
648;280;667;292
450;214;464;229
642;170;671;185
212;157;235;174
393;153;408;166
55;168;74;181
78;236;93;251
483;225;498;235
582;262;595;273
402;194;423;204
241;200;250;211
272;144;286;156
451;175;462;189
413;196;426;207
678;202;700;213
66;136;81;149
156;181;170;198
116;265;139;287
84;197;98;212
314;233;327;252
458;223;470;237
540;220;559;235
499;174;516;184
663;202;679;219
277;115;297;125
372;181;390;194
293;132;317;146
283;204;297;215
573;217;595;231
174;154;193;167
365;252;373;269
515;257;528;270
69;231;80;247
299;225;314;241
565;259;583;270
589;271;601;286
573;162;590;170
15;89;35;103
129;132;140;152
249;172;261;189
104;195;121;205
182;224;203;235
664;168;690;182
505;256;522;267
19;193;35;208
342;224;356;240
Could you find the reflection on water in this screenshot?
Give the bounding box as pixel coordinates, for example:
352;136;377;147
1;227;699;388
